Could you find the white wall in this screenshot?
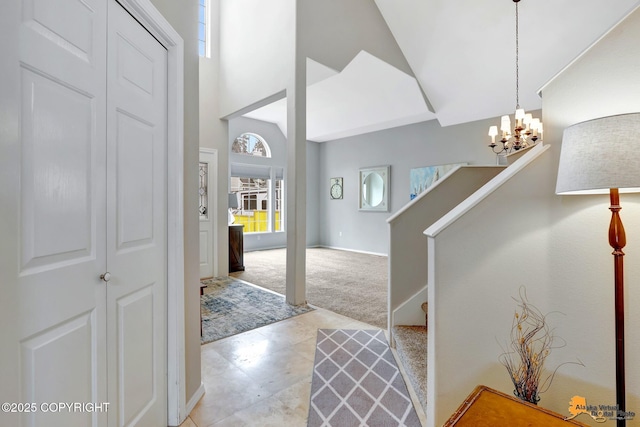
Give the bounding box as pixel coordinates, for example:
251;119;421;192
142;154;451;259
219;0;294;117
300;0;413;77
427;148;560;425
218;0;417;257
542;4;640;420
388;166;503;328
318;117;502;255
426;7;640;426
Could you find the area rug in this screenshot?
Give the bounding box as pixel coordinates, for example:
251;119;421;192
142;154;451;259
200;277;314;344
308;329;420;426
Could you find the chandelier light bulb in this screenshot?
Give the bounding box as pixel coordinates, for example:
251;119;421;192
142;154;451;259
501;115;511;132
531;118;541;136
489;126;498;145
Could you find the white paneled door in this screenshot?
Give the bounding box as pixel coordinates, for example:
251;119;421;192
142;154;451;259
199;149;217;279
106;2;167;426
0;0;168;426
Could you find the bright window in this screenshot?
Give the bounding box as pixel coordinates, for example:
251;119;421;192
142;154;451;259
231;133;272;157
230;176;284;233
198;0;208;57
231;177;269;233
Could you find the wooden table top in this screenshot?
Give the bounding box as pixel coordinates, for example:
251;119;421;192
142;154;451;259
444;385;590;427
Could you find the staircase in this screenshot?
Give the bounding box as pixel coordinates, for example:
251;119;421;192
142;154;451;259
388;145;551;425
392;302;428;416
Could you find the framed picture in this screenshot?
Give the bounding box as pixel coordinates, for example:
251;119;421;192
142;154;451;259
410;162;467;200
330;177;343;199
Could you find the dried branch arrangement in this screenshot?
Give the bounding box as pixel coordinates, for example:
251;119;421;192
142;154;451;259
499;288;582;405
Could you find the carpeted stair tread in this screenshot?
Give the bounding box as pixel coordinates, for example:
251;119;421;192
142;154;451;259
393;325;427;413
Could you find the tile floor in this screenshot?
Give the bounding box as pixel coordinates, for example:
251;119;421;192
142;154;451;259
180;307;426;427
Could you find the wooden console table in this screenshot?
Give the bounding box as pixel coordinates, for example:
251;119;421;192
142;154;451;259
444;385;589;426
229;224;244;272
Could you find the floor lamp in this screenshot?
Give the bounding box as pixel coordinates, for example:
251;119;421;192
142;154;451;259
556;112;640;427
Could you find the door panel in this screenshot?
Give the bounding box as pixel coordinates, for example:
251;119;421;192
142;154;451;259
24;0;97;63
21;312;97;427
116;286;156;426
115;112;155;249
106;2;167;426
1;0;108;426
20;68;95;272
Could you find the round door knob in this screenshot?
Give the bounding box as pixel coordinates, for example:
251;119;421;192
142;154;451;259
100;272;111;282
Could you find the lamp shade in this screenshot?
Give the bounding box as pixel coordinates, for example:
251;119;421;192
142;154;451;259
228;192;239;209
556;113;640;195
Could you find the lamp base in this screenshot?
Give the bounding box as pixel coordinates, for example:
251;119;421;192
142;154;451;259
609;188;626;427
228;209;235;225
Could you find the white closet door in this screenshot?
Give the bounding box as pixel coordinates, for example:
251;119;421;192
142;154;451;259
105;2;168;426
0;0;109;426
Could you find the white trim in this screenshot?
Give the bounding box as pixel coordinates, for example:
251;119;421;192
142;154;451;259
115;1;186;425
424;143;550;238
386;165;505;223
391;285;428;328
185;382;206;416
318;245;388;258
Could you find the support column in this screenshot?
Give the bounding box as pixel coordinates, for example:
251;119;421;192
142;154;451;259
285;0;306;305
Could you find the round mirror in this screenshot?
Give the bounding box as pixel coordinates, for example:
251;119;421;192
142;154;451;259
363;172;384;207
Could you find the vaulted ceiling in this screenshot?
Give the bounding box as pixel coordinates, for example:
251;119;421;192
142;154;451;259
244;0;640;142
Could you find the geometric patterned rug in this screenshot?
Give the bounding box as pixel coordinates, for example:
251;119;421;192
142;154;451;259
200;277;314;344
308;329;421;426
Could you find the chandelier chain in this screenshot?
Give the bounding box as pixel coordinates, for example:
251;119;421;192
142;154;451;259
487;0;542;159
515;0;519;109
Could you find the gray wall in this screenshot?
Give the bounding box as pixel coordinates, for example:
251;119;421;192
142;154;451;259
318;116;509;254
148;0;201;411
228;117;320;251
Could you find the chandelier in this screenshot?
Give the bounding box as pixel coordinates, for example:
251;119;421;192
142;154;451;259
488;0;543;158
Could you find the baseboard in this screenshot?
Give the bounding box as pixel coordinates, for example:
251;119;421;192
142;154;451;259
244;244;286;253
392;285;428;327
244;245;389;257
185;382;205;419
318;245;388;257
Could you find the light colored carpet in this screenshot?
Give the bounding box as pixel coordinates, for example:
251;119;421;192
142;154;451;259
392;326;427;413
200;276;313;344
308;329;420;426
230;247;387;329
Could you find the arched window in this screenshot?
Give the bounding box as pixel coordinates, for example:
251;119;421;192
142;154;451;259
231;133;271;157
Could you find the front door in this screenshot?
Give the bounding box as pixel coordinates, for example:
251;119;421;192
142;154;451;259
199;149;217;279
